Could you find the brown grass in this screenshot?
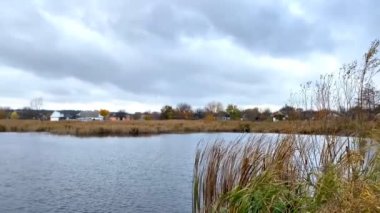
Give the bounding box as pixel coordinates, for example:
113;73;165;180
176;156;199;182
0;119;376;137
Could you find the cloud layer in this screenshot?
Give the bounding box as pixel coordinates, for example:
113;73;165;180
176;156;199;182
0;0;378;111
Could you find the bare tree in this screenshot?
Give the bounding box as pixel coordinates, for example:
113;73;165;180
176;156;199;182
315;74;334;111
30;97;43;111
300;81;313;111
176;103;193;119
361;83;379;111
205;101;224;114
357;40;380;110
336;62;358;114
177;103;192;113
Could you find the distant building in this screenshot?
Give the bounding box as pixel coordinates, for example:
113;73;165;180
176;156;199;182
62;111;79;120
50;111;64;121
77;111;103;121
272;111;287;122
109;111;131;121
217;111;230;121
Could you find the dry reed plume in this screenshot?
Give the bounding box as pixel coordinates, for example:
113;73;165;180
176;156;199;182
193;135;380;212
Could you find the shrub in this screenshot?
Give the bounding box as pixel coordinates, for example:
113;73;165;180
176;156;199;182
129;127;139;136
239;123;251;132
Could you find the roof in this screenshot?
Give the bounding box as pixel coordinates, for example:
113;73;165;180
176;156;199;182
50;111;63;118
272;111;285;116
78;111;101;118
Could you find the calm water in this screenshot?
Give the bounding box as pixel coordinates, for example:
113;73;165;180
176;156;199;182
0;132;247;213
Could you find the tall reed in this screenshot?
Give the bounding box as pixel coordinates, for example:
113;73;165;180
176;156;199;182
193;135;380;212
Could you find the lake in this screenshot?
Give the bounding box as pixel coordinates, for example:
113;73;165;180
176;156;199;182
0;132;249;213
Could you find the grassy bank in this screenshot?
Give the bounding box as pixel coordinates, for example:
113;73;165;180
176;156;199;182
0;119;378;137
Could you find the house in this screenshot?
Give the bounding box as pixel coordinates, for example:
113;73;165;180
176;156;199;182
77;111;103;121
217;111;230;121
272;111;287;122
109;111;131;121
50;111;64;121
59;110;80;120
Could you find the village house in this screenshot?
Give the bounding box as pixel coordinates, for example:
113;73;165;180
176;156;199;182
50;111;64;121
77;111;103;121
109;111;131;121
272;111;287;122
217;111;231;121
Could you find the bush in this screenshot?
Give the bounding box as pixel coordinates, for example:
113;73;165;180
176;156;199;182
0;124;6;132
129;127;139;136
239;123;251;132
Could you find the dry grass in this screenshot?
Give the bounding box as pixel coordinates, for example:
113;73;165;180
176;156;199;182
0;119;376;137
0;120;252;136
193;135;380;212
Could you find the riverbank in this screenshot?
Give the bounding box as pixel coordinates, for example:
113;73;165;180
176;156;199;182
0;119;377;137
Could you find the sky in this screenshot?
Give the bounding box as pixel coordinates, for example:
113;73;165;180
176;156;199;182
0;0;379;113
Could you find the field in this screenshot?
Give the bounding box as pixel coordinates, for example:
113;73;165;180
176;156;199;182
0;119;378;137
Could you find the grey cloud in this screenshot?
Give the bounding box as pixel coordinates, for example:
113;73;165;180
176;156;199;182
181;0;333;56
297;0;380;58
0;0;377;109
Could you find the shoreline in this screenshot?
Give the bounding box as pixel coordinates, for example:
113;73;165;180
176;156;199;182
0;119;375;137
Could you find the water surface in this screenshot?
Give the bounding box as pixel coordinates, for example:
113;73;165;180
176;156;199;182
0;132;246;213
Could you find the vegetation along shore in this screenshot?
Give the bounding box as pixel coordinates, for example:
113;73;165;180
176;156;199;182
0;119;379;137
192;40;380;212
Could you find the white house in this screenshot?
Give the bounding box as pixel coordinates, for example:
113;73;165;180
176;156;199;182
50;111;64;121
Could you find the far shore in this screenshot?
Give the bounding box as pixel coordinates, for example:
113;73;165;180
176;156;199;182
0;119;376;137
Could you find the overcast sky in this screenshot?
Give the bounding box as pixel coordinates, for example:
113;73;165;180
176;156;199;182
0;0;378;112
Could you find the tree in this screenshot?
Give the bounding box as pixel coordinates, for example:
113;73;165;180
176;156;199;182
143;112;153;120
279;105;300;120
260;108;272;121
243;108;260;121
30;97;43;120
30;97;43;111
226;104;241;120
315;74;334;112
0;108;6;119
337;62;358;114
194;108;206;120
358;40;380;111
205;101;224;114
133;112;142;120
150;112;161;120
10;111;19;120
361;83;379;111
175;103;193;119
115;110;127;120
161;105;174;120
99;109;110;120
